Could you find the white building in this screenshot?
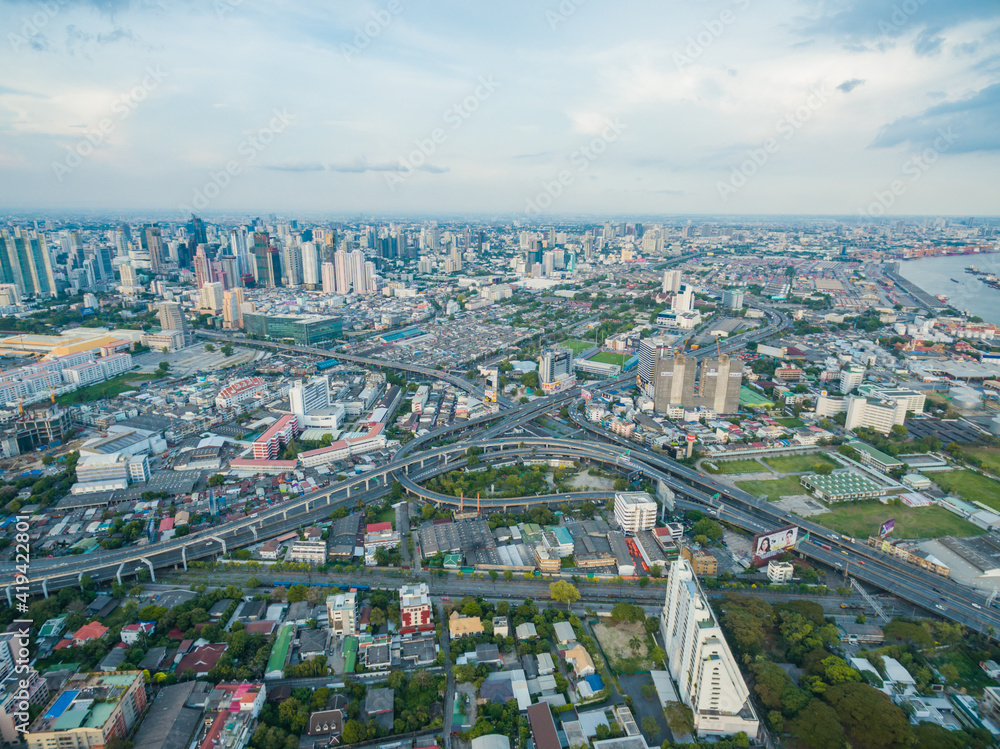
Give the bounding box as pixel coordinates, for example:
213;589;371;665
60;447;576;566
614;492;658;533
215;377;266;409
660;560;759;739
839;366;865;393
327;591;358;637
288;539;327;565
767;560;794;583
845;395;906;434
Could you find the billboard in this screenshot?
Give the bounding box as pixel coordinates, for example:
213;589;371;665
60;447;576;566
581;388;593;401
878;518;895;538
751;525;799;565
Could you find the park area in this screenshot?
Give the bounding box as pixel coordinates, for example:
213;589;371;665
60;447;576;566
703;459;767;475
930;470;1000;513
763;453;838;474
593;620;658;673
736;476;807;502
810;501;983;540
966;448;1000;476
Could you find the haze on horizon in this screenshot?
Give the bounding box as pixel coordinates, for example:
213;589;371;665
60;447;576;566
1;0;998;218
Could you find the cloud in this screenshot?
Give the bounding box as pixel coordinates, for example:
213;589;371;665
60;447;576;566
913;28;944;57
837;78;866;93
263;157;449;174
871;82;1000;153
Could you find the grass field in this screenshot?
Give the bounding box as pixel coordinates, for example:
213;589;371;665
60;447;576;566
764;454;838;474
56;371;158;405
704;459;768;475
929;470;1000;512
966;448;1000;476
735;477;806;502
565;339;596;355
590;351;630;366
774;417;806;428
929;649;997;691
811;501;983;539
373;507;396;529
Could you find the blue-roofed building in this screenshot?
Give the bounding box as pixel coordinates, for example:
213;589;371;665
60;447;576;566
584;673;604;692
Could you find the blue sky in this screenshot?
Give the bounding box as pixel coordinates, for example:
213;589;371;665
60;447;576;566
0;0;998;217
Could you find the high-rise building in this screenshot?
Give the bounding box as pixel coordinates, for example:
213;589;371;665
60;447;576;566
289;376;331;417
283;242;303;287
660;560;759;738
222;287;245;330
157;301;185;333
653;353;696;413
721;290;744;309
637;336;674;383
199;281;225;313
662;269;682;293
538;348;573;384
143;226;165;273
118;262;139;294
193;245;210;289
1;228;57;298
321;262;336;293
301;241;320;288
696;354;743;414
613;492;657;533
230;227;252;279
252;232;281;288
334;249;351;294
672;283;694;313
350;249;367;294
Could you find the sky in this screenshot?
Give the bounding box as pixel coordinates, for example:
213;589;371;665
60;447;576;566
0;0;998;218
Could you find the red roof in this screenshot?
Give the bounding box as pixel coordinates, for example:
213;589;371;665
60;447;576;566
73;622;108;642
366;522;392;534
176;643;228;676
245;621;277;636
54;638;72;650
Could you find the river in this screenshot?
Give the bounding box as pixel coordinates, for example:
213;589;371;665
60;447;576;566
895;253;1000;324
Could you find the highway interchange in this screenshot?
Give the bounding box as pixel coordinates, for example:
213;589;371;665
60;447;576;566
10;303;1000;640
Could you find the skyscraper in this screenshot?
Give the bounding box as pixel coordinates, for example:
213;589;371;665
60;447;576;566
1;228;57;298
349;249;367;294
652;353;743;414
118;262;139;294
637;336;674;384
660;560;759;737
334;249;351;294
538;348;573;384
652;353;696;413
222;287;245;330
662;269;682;293
672;283;694;313
229;227;251;279
193;245;210;289
157;301;185;333
321;262;336;294
697;354;743;414
301;241;320;288
283;242;303;287
199;282;225;313
143;226;165;274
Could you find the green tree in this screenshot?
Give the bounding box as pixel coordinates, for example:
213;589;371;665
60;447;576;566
823;682;912;749
549;581;581;606
787;699;845;749
205;343;215;352
221;344;234;357
663;701;694;736
286;584;309;603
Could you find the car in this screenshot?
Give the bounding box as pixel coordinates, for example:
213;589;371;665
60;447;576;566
973;603;983;610
935;604;946;611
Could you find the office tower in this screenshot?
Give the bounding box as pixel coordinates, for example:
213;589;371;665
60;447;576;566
92;245;113;282
396;232;407;259
321;262;336;293
363;260;377;293
118;262;138;293
662;269;682;294
157;301;185;332
449;245;462;272
721;290;744;309
349;249;367;294
289;376;331;418
114;224;131;257
660;560;759;737
542;251;555;276
0;283;21;306
193;245;210;289
614;492;658;533
219;255;239;289
252;232;281;288
230;227;251;279
1;228;57;298
417;257;433;274
143;226;165;273
199;281;225;313
637;337;674;383
538;348;573;384
672;284;694;313
222;287;245;330
697;355;743;414
652;353;696;413
583;235;594;261
283;242;303;287
301;241;320;288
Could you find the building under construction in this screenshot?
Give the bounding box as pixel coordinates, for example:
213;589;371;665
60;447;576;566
652;351;744;415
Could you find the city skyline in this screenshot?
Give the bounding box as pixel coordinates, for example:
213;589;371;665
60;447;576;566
0;0;997;216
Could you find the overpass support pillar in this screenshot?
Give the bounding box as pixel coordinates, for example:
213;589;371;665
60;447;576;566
181;545;188;571
41;578;48;599
211;536;227;555
305;500;311;512
365;478;370;491
250;526;258;541
4;587;10;607
347;486;351;498
283;509;288;521
140;557;155;583
116;562;125;586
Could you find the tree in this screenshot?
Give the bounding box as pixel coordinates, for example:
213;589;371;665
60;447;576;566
286;584;309;603
663;701;694;736
157;361;170;375
207;474;225;487
369;608;386;631
549;581;580;606
341;720;367;744
612;478;630;491
939;663;960;683
205;343;215;352
640;715;659;738
221;344;234;357
503;570;514;582
823;682;912;749
787;699;845;749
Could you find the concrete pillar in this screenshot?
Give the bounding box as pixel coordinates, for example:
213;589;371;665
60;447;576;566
211;536;227;555
250;526;258;540
365;478;370;491
283;509;288;521
140;557;155;583
116;562;125;586
41;578;48;599
347;486;351;498
4;587;10;607
78;571;84;584
181;545;188;571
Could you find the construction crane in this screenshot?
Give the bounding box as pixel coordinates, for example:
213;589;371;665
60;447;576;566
49;386;56;404
17;396;24;416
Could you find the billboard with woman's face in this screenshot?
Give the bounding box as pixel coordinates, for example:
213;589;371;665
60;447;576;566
752;525;798;565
